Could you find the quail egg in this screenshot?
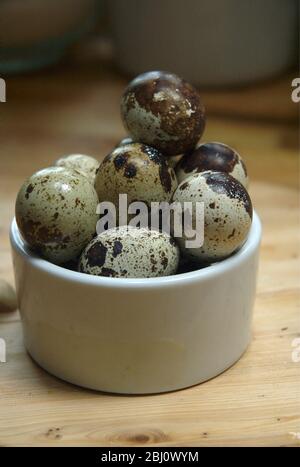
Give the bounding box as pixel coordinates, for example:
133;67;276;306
116;136;182;169
15;167;99;264
94;143;178;211
54;153;100;184
176;142;248;188
0;279;17;313
78;226;180;278
121;71;206;156
172;171;252;262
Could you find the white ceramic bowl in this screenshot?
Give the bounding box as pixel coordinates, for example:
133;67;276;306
10;212;261;394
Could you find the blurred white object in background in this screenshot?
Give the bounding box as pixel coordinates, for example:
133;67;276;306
0;0;99;74
109;0;298;86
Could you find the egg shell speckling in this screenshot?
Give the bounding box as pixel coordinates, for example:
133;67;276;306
176;142;249;188
94;143;178;210
116;136;182;169
121;71;206;156
78;226;180;278
15;167;99;264
55;154;100;185
172;170;252;262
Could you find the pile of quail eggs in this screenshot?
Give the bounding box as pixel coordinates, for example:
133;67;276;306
15;71;253;279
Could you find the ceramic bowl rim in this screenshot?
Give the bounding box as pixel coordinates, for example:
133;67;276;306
10;212;261;289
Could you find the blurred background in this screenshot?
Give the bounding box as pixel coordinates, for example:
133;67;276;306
0;0;298;81
0;0;299;447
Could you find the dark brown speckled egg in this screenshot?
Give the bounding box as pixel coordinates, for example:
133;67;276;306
176;142;248;188
94;143;178;208
15;167;99;264
121;71;206;156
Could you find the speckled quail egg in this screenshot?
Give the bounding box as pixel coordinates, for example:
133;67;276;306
94;143;178;210
176;142;248;188
0;279;17;313
15;167;99;264
116;136;182;169
121;71;206;156
54;153;100;185
172;171;252;262
78;226;180;278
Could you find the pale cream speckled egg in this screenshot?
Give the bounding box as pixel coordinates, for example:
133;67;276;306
78;226;180;278
172;171;252;262
15;167;99;264
176;142;248;188
55;154;100;185
94;143;178;210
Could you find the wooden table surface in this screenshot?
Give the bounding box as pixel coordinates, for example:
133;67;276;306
0;45;299;447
